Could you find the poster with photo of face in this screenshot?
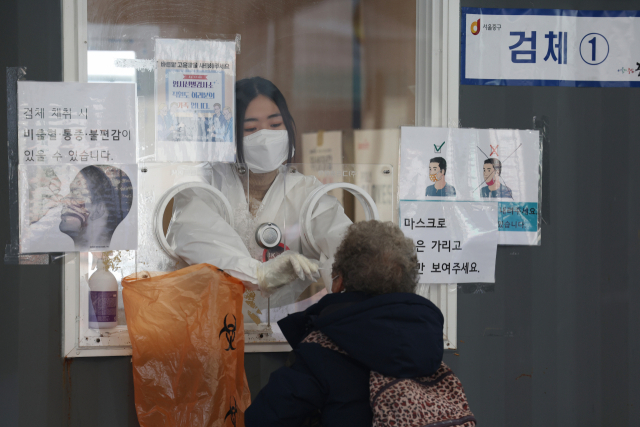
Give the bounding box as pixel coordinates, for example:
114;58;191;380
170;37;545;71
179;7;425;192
399;127;541;245
19;163;138;253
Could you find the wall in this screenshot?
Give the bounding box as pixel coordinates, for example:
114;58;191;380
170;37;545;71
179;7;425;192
0;0;65;425
0;1;140;426
443;1;640;426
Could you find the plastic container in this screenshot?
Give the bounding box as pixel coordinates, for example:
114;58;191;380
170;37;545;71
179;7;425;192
88;252;118;329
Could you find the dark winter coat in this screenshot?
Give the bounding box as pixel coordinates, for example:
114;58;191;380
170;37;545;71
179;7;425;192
244;291;445;427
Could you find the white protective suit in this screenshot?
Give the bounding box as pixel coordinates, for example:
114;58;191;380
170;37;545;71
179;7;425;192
166;163;352;309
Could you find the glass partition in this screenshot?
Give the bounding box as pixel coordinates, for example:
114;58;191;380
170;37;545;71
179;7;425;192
87;0;417;156
247;163;394;343
77;0;417;351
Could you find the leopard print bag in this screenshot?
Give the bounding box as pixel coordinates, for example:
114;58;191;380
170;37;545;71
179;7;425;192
302;330;476;427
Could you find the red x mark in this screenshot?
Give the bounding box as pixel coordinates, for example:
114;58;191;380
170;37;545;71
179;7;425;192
490;145;499;156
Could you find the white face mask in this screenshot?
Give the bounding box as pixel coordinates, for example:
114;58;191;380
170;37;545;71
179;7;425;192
242;129;292;173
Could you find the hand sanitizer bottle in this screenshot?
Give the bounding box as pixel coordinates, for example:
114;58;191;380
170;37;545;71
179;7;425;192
88;252;118;329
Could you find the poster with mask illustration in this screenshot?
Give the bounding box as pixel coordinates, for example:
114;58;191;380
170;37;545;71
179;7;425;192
399;126;541;245
155;38;236;162
19;163;138;253
17;81;137;165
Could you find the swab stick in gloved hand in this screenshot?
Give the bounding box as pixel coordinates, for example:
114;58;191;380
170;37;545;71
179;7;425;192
256;251;320;297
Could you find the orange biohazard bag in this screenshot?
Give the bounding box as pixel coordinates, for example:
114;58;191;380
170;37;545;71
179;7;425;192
122;263;251;427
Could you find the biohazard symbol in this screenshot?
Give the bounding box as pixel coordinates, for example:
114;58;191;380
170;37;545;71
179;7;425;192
219;314;237;351
224;397;238;427
490;145;499;156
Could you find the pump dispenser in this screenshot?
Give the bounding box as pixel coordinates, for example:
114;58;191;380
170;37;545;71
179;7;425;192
88;252;118;329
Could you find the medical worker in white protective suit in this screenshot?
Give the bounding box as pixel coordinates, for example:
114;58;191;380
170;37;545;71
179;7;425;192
167;77;352;308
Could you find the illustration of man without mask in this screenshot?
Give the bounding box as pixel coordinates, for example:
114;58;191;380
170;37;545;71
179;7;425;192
59;165;133;250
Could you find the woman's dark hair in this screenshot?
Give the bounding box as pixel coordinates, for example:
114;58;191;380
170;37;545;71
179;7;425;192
429;157;447;175
332;220;419;295
235;77;296;164
483;158;502;176
79;165;133;232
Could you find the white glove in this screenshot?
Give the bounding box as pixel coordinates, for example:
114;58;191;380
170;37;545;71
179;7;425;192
256;251;320;297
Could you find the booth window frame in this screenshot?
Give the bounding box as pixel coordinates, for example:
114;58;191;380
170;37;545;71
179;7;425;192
60;0;461;358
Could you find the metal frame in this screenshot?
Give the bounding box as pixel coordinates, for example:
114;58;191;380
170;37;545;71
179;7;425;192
415;0;461;350
62;0;130;357
62;0;87;84
61;0;460;356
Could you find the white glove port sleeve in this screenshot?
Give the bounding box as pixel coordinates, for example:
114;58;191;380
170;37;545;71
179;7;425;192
166;188;262;286
305;193;352;261
319;254;335;294
167;170;351;302
256;251;320;297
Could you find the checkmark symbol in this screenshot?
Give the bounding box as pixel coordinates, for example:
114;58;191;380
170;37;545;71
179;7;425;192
434;141;445;152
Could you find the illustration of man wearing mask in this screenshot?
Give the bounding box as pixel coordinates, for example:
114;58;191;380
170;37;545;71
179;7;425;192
425;157;456;197
481;158;512;198
59;165;133;250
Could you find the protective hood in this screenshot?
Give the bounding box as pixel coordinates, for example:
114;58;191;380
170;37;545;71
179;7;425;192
278;291;444;378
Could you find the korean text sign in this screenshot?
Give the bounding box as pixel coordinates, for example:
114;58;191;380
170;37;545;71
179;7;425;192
155;38;236;162
462;8;640;87
18;82;137;164
17;82;138;253
399;127;541;246
400;201;497;284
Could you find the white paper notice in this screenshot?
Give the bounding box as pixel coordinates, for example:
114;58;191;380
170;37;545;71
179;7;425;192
400;201;497;283
461;8;640;87
17;82;137;164
354;129;399;223
302;131;344;205
19;163;138;253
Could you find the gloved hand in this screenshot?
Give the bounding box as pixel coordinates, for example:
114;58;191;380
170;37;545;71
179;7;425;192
256;251;320;297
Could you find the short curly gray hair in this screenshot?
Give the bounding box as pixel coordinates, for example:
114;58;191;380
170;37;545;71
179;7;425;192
332;220;418;295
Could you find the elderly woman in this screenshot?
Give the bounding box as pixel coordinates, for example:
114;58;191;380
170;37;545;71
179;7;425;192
245;220;445;427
